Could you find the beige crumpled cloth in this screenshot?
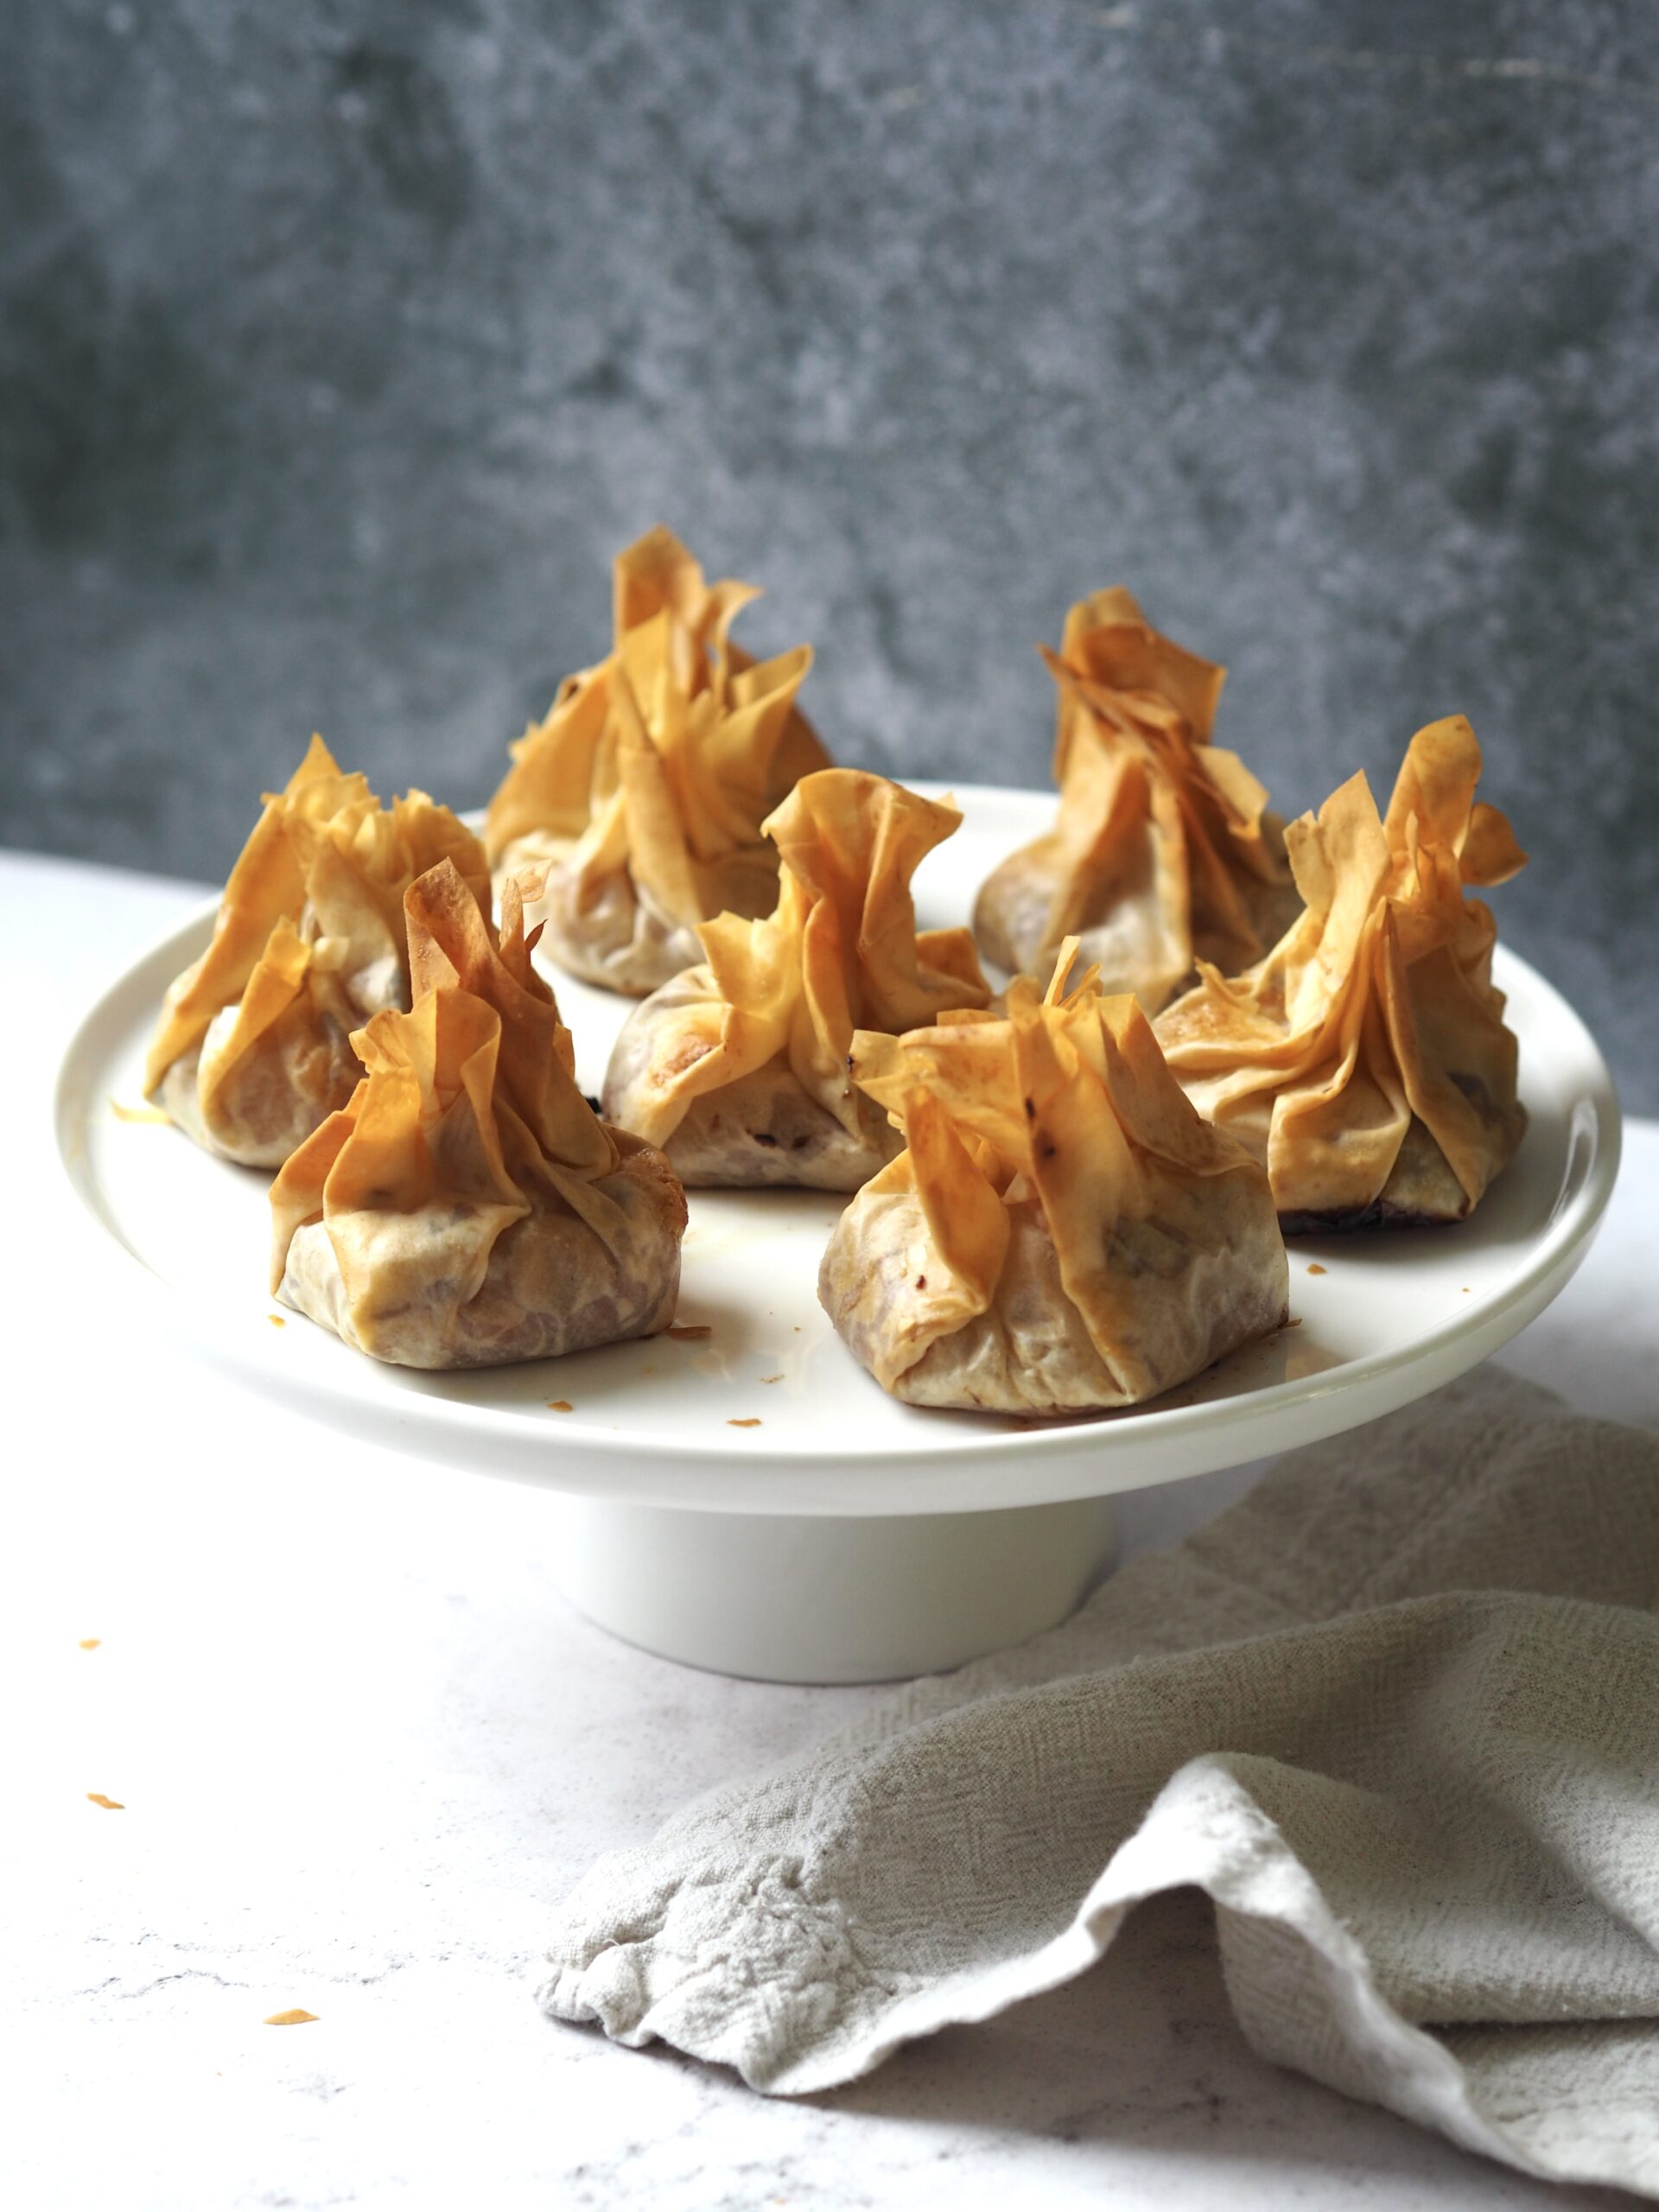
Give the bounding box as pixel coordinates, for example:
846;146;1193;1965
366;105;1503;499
540;1370;1659;2194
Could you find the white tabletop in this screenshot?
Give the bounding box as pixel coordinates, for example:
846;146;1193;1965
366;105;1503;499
5;850;1653;2212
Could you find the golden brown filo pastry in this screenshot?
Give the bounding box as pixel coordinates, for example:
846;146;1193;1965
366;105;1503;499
973;588;1300;1011
483;525;830;997
1153;715;1529;1233
818;940;1288;1415
602;768;992;1191
269;860;687;1370
144;735;491;1168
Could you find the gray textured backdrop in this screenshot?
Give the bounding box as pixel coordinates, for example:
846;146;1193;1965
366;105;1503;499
3;0;1656;1107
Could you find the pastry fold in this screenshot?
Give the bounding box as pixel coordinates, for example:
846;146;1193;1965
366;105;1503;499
819;942;1287;1414
1153;715;1529;1230
484;526;828;995
270;860;686;1369
146;735;490;1167
974;588;1298;1010
602;769;991;1191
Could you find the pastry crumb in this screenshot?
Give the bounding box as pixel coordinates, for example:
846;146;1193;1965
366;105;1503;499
79;1637;101;1650
86;1792;124;1810
1306;1262;1327;1276
547;1399;574;1413
268;1313;286;1328
264;2010;317;2027
667;1324;712;1340
728;1417;762;1428
760;1374;784;1384
110;1097;173;1125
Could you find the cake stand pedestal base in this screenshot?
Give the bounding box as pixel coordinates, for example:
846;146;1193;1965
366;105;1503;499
550;1494;1118;1683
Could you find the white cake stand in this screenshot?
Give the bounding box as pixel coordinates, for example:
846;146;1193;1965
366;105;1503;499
54;786;1621;1682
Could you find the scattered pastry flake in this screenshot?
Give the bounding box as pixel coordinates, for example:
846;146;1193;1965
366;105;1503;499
728;1417;762;1428
1462;1286;1471;1294
1306;1263;1327;1276
792;1325;802;1333
264;2010;317;2027
547;1399;574;1413
110;1097;173;1125
667;1324;712;1341
79;1637;101;1650
86;1792;124;1811
760;1374;784;1385
268;1314;287;1328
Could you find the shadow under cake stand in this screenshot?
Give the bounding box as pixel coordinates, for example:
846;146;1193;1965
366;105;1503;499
54;785;1621;1683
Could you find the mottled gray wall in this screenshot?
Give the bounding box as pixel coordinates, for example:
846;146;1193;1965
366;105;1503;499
3;0;1657;1107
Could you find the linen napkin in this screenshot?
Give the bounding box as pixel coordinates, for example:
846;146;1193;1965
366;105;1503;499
540;1370;1659;2194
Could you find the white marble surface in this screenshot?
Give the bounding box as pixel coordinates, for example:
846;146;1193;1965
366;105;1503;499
4;850;1654;2211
